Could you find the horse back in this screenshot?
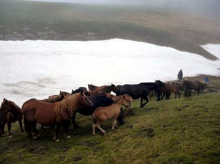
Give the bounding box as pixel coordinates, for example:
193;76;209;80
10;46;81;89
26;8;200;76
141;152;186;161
117;84;147;99
22;100;57;123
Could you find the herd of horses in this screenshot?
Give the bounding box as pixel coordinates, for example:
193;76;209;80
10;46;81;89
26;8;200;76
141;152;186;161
0;79;207;141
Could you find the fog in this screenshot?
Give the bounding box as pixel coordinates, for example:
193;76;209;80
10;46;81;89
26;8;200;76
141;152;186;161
25;0;220;16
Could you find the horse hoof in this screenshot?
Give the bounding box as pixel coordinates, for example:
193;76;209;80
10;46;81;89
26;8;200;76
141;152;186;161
66;135;71;139
55;139;60;142
8;135;13;139
103;132;106;135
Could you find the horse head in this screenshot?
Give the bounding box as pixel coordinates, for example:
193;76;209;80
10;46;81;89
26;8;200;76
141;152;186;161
0;98;9;127
78;91;93;107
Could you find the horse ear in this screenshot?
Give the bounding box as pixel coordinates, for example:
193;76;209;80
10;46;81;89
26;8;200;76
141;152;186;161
3;98;7;103
123;95;125;99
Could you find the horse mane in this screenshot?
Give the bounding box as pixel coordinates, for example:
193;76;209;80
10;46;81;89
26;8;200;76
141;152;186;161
56;93;80;117
3;100;22;116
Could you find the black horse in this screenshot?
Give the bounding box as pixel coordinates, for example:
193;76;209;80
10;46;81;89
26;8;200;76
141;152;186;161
72;95;125;128
71;87;88;94
114;80;164;108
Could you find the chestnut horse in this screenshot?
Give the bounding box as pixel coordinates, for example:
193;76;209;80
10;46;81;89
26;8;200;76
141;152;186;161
22;92;93;141
106;93;133;115
0;99;24;137
161;83;181;99
92;95;131;135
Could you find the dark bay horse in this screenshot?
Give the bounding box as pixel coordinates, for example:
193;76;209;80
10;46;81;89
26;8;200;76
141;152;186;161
182;80;204;96
0;99;24;137
22;92;93;141
114;80;164;108
85;91;106;97
88;84;106;92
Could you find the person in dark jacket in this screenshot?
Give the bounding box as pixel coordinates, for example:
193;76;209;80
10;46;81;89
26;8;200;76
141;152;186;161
178;69;183;81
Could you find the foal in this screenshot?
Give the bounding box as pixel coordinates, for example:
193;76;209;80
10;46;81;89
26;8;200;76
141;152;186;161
106;93;132;115
92;95;132;135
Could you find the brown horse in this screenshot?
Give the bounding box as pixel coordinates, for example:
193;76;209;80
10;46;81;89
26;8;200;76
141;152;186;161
59;91;71;97
88;84;106;92
22;92;93;141
0;98;24;137
106;93;133;115
161;83;181;99
42;94;64;103
88;84;116;93
92;95;131;135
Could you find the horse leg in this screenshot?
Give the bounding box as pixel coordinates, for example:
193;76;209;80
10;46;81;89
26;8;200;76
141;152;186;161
92;124;96;135
141;95;149;108
197;89;200;95
155;91;161;101
32;121;39;139
54;124;61;142
96;123;106;135
161;92;165;100
72;112;80;129
140;97;143;108
63;122;70;139
7;121;12;138
2;123;5;134
112;119;117;130
18;119;24;133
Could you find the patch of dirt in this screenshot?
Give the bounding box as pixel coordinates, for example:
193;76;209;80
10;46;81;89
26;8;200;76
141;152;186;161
173;107;182;111
80;141;96;148
126;110;135;116
142;128;155;138
28;146;50;154
72;156;82;163
146;107;159;112
214;130;220;135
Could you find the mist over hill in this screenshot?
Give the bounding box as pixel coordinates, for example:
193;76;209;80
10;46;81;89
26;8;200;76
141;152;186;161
26;0;220;16
0;0;220;59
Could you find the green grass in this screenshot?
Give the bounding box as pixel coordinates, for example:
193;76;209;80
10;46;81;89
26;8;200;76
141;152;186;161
0;89;219;163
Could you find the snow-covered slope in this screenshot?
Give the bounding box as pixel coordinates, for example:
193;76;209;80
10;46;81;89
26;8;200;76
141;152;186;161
0;39;219;106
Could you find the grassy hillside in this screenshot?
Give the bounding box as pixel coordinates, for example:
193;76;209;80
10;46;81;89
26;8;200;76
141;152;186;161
0;1;220;59
0;79;219;164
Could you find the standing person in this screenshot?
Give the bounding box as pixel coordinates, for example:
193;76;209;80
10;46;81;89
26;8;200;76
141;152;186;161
178;69;183;81
204;76;209;84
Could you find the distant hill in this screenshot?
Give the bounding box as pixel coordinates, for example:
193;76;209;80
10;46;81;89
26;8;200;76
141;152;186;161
0;0;220;59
